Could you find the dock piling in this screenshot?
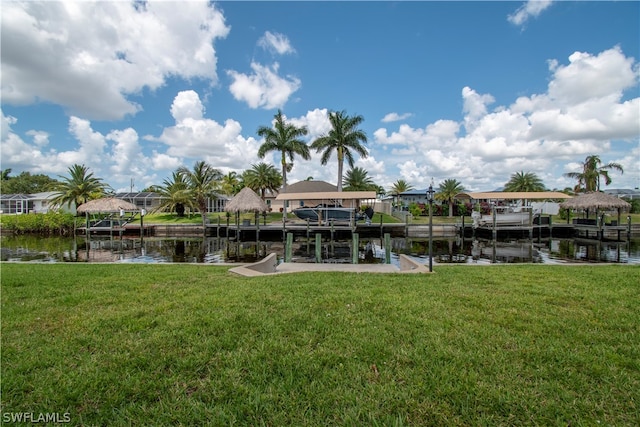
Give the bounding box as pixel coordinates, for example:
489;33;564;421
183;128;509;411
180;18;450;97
315;233;322;263
352;233;359;264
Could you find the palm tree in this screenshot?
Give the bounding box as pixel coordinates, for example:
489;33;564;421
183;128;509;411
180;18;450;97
435;179;465;218
310;110;368;191
177;161;222;227
220;171;242;196
50;164;109;211
153;172;193;217
563;155;624;192
504;171;546;192
342;166;377;191
389;179;413;210
257;110;310;192
242;162;283;200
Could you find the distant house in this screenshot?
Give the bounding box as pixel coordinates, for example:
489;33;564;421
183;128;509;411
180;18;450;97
115;191;229;213
397;189;432;211
0;192;75;214
115;192;163;212
275;180;344;211
604;189;640;201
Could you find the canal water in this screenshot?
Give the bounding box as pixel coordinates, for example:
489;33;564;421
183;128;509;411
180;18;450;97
2;235;639;265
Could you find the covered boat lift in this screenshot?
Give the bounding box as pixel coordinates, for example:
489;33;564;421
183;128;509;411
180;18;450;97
276;191;377;226
454;191;573;238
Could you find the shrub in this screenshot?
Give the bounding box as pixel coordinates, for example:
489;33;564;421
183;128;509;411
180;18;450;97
0;212;76;235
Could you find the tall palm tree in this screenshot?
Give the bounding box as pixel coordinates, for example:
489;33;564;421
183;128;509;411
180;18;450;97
257;110;310;192
310;110;368;191
242;162;283;199
153;172;193;217
220;171;242;196
50;164;109;211
563;155;624;192
504;171;546;192
389;179;413;210
177;161;223;227
435;179;465;217
342;166;377;191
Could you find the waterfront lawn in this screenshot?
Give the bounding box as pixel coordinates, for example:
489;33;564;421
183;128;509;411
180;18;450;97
139;211;402;225
1;264;639;426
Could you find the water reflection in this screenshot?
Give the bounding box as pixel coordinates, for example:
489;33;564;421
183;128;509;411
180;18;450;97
1;235;638;265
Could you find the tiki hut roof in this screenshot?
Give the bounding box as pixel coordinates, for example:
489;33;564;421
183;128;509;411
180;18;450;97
76;197;138;213
283;180;338;194
559;192;631;211
224;187;268;213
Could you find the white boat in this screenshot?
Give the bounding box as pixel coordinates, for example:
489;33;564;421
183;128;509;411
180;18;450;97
292;204;364;223
471;209;532;228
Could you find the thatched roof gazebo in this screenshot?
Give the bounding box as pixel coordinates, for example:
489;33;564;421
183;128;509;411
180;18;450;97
76;197;140;235
560;192;631;232
224;187;268;213
224;187;268;229
559;192;631;212
77;197;138;214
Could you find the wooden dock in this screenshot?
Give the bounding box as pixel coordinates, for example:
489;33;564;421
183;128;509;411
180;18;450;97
75;220;638;241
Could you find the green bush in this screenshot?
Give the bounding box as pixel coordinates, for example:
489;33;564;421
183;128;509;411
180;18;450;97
0;212;76;235
408;202;423;217
624;197;640;214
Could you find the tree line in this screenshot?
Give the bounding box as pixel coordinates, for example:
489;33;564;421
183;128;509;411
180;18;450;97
0;106;627;218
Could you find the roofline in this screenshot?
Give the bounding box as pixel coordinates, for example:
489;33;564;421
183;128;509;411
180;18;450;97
276;191;377;201
454;191;572;200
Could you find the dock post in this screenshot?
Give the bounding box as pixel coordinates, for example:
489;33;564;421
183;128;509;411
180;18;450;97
380;215;383;239
315;233;322;263
384;233;391;264
282;219;287;242
405;215;409;238
492;206;497;240
285;232;293;262
352;233;359;264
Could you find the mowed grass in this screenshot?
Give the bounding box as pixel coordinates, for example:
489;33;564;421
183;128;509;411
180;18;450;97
1;264;639;426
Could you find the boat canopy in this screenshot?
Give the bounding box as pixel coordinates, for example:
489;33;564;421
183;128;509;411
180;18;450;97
275;191;377;201
454;191;572;201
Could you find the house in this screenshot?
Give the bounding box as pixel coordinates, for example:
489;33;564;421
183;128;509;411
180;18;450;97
277;180;341;211
0;192;75;214
396;189;433;211
115;192;163;212
604;189;640;201
115;191;230;213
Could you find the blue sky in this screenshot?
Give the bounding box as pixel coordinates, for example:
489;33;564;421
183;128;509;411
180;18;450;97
2;0;639;193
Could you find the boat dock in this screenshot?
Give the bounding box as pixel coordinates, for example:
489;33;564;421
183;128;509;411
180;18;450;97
76;220;638;243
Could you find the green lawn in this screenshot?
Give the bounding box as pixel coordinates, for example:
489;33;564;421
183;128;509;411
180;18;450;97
1;264;639;426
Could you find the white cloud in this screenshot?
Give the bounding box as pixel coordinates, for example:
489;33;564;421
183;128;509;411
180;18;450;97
107;128;147;181
381;112;412;123
258;31;296;55
171;90;205;122
227;62;301;109
151;152;183;172
373;46;639;191
1;0;230;120
26;130;50;147
150;90;262;169
547;47;638;106
288;108;331;140
508;0;554;27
